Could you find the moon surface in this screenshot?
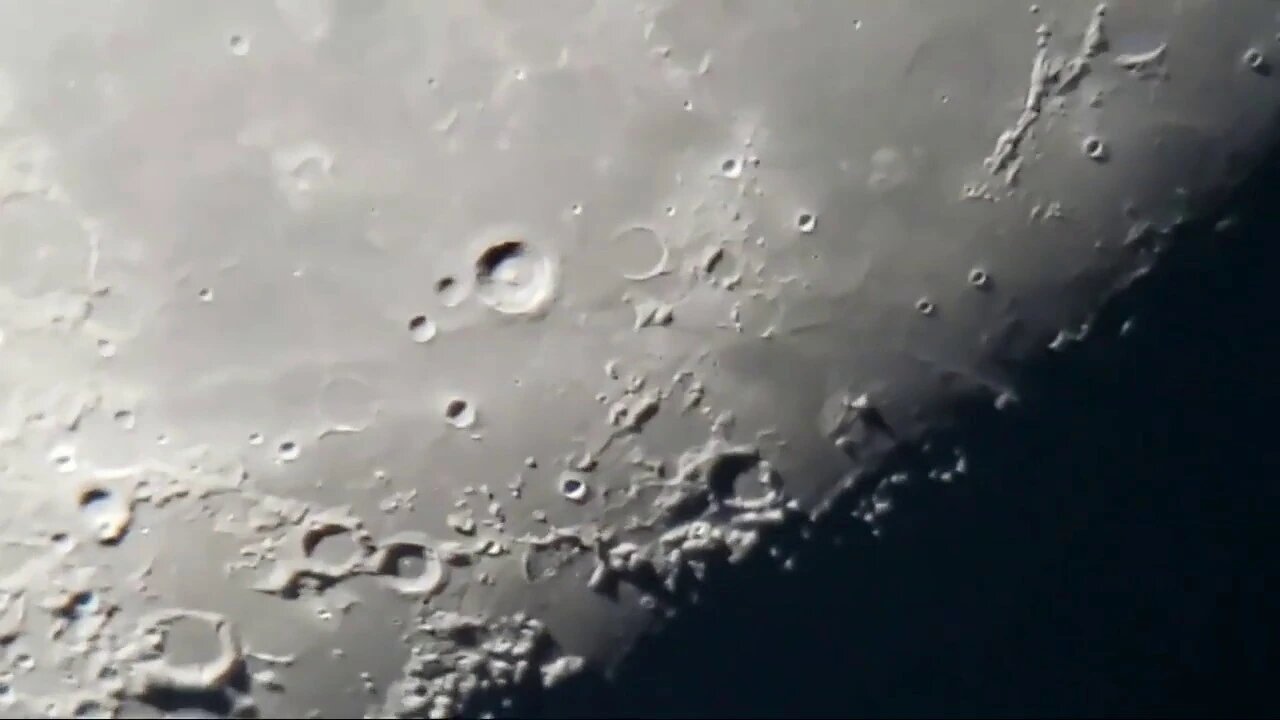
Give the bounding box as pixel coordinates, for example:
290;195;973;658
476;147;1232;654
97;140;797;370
0;1;1273;717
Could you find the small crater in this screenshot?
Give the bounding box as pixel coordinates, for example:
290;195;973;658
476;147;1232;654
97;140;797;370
70;699;109;718
796;212;817;234
434;275;467;307
112;409;136;430
407;315;437;343
558;472;590;503
705;450;770;501
443;398;476;429
474;237;557;315
77;484;131;544
318;374;377;430
384;545;425;577
73;590;98;614
49;445;76;473
1244;47;1270;74
276;440;300;463
1082;135;1109;161
374;533;448;597
55;589;99;621
129;609;244;699
994;392;1020;411
301;524;362;567
273;143;333;204
228;34;250;56
915;298;936;316
720;157;743;179
612;225;668;281
967;268;991;289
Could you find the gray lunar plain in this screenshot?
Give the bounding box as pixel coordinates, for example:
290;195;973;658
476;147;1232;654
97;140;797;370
0;1;1274;717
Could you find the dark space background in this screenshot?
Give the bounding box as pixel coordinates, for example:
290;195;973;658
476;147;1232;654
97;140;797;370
541;152;1280;718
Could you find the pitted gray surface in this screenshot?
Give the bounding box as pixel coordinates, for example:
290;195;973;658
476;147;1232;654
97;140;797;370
0;1;1273;717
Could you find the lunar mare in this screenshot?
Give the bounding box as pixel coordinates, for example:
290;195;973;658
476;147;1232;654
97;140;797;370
0;1;1271;717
